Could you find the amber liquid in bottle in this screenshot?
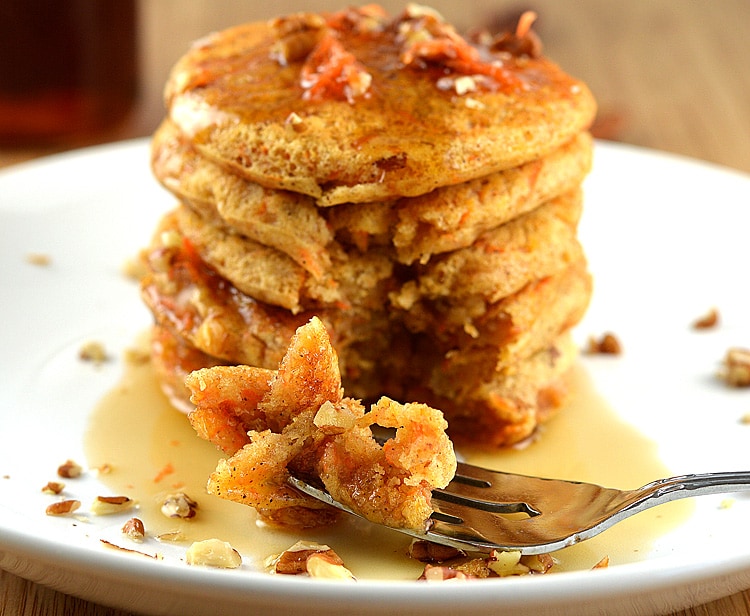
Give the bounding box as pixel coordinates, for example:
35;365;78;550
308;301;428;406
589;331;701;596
0;0;137;145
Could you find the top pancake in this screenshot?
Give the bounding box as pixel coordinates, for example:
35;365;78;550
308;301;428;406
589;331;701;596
164;5;596;205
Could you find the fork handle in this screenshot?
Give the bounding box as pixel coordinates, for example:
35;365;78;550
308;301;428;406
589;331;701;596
637;470;750;504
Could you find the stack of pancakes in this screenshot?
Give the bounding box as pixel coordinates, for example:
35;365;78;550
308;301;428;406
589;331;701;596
140;5;597;447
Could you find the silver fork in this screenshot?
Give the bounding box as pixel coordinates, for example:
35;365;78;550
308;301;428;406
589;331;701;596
289;463;750;554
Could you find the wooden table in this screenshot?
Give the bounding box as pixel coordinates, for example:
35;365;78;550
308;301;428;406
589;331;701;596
1;1;749;614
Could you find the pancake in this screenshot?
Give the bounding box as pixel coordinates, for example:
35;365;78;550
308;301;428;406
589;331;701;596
387;132;592;264
399;260;592;365
152;118;592;269
140;213;404;399
140;4;597;450
163;6;596;205
151;119;333;279
391;190;584;317
420;334;577;447
172;186;582;322
149;324;229;414
140;210;314;367
173;204;395;313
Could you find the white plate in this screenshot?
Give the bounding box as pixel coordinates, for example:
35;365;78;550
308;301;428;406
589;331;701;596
1;139;749;616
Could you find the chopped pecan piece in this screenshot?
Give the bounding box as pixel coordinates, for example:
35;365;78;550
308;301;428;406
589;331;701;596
592;555;610;569
57;459;83;479
692;307;720;330
487;549;530;576
270;13;327;65
586;332;622;355
419;563;475;581
306;551;356;580
79;340;109;364
521;552;554;573
719;348;750;387
407;539;465;563
271;540;354;579
161;492;198;519
41;481;65;495
26;253;51;266
91;495;137;515
122;517;146;542
186;538;242;568
46;499;81;516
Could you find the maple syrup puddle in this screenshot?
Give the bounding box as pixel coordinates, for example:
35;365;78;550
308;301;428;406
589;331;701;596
85;347;691;580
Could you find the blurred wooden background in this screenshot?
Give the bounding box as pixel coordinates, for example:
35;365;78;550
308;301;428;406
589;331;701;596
1;1;749;615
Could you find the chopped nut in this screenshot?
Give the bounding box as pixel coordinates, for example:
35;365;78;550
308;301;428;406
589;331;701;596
462;322;480;339
271;541;353;579
156;531;185;542
692;308;719;330
718;348;750;387
161;492;198;519
272;548;313;575
91;495;137;515
452;558;492;578
739;413;750;425
284;111;306;133
272;541;335;575
186;538;242;568
100;539;159;559
41;481;65;495
57;459;83;479
586;332;622;355
79;341;109;364
464;97;486;110
26;253;51;266
95;463;113;475
520;552;554;573
122;517;146;542
306;551;356;580
46;499;81;516
486;550;529;577
404;4;445;20
420;564;474;581
159;229;182;249
407;539;465;563
592;555;610;569
313;400;358;434
269;12;327;65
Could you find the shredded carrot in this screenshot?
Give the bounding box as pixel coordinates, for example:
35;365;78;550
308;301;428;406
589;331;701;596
515;11;538;38
153;462;175;483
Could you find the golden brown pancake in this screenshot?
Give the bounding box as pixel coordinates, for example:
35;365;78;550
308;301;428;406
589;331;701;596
399;260;592;366
425;334;577;447
149;324;229;414
140;212;408;400
151;119;334;279
163;6;596;205
390;190;584;317
141;4;598;448
170;186;582;323
152;118;592;270
173;204;395;314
